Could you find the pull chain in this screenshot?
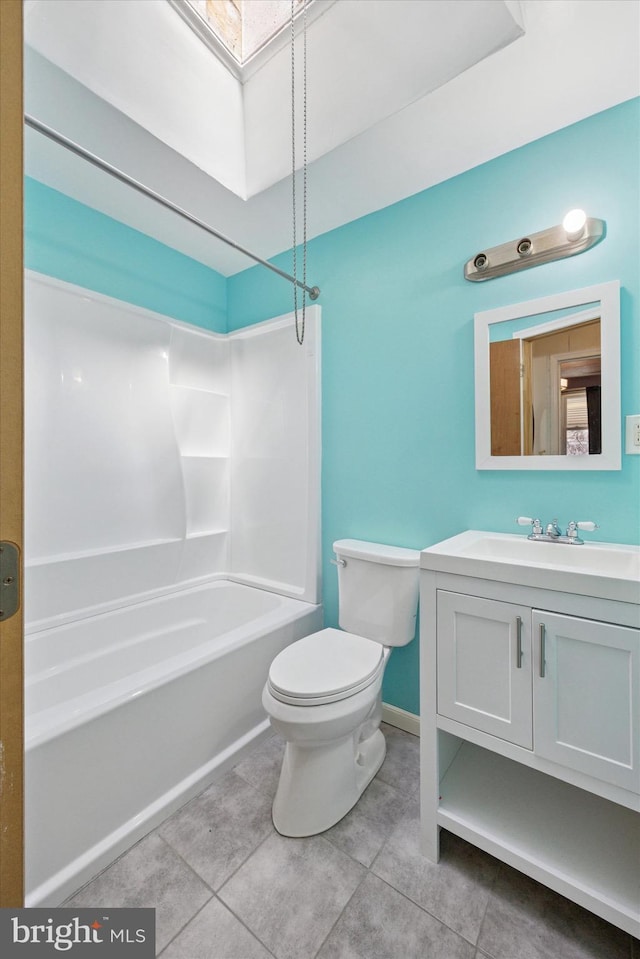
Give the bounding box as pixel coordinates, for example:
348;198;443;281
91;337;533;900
291;0;308;345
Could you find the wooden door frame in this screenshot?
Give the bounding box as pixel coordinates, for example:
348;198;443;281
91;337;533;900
0;0;25;907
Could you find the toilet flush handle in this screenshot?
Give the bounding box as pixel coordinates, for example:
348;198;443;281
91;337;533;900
331;558;347;567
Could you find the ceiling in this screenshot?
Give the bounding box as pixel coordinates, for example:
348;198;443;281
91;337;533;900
23;0;640;278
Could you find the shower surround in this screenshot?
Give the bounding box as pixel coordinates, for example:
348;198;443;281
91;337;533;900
23;271;321;905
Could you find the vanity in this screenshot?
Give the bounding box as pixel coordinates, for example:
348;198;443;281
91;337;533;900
419;530;640;936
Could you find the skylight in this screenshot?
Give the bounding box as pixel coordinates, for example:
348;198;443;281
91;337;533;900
185;0;304;65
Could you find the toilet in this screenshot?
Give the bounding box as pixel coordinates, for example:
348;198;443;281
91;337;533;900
262;538;420;837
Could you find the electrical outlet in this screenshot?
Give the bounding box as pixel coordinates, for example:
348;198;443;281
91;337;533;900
625;414;640;454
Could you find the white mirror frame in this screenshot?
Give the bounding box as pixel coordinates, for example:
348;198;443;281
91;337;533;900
475;280;621;470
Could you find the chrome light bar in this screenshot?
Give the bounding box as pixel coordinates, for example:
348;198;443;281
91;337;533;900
464;212;606;282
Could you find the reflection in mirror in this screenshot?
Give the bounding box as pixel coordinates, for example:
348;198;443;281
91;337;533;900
475;281;620;470
490;309;601;456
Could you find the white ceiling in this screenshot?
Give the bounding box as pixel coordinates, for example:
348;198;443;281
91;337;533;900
24;0;524;198
23;0;640;278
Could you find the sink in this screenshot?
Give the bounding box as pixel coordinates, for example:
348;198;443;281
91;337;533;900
421;531;640;604
455;533;640;577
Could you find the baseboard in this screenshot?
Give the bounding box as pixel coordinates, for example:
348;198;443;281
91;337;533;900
381;703;420;737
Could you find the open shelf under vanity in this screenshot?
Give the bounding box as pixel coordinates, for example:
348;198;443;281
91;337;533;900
437;741;639;934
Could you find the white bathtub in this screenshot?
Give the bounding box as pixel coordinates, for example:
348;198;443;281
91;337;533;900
24;580;322;907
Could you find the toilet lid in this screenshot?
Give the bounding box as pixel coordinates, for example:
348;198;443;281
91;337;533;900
268;628;384;706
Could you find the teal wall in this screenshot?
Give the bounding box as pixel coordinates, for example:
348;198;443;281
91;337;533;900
227;99;640;715
24;177;227;332
25;100;640;716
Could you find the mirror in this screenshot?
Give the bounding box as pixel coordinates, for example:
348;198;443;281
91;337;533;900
475;280;620;470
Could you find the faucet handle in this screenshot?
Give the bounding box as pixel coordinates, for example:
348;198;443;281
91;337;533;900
517;516;543;535
566;520;599;543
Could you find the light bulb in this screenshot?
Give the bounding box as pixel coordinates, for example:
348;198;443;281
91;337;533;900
563;209;587;241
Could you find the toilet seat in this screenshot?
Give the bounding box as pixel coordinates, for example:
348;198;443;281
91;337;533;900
267;628;385;706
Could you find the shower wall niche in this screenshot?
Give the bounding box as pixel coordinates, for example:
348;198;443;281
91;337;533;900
25;271;321;628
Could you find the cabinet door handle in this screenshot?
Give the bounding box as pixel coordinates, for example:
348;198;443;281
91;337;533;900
515;616;523;669
539;622;546;678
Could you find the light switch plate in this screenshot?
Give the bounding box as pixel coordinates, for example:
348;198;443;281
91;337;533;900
625;414;640;454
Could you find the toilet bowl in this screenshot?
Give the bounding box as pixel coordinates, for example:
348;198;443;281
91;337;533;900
262;539;419;837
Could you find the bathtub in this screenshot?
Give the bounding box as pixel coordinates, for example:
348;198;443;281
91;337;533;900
24;580;322;907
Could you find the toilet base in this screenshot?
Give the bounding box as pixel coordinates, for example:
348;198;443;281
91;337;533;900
272;727;386;837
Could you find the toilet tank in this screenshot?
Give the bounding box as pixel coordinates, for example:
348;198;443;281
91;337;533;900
333;539;420;646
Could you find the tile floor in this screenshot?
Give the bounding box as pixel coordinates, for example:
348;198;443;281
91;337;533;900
66;725;638;959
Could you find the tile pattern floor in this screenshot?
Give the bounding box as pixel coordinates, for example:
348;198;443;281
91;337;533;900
66;725;639;959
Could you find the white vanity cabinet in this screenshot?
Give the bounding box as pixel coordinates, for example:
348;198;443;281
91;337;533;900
533;610;638;790
437;593;639;791
420;541;640;938
437;592;533;748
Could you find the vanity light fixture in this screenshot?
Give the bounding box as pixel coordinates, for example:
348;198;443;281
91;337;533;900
464;210;605;282
562;208;588;240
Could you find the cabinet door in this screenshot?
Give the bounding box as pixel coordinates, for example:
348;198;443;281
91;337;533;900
533;611;639;792
437;591;532;748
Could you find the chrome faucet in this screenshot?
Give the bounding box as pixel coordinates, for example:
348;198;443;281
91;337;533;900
516;517;598;544
545;518;562;540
